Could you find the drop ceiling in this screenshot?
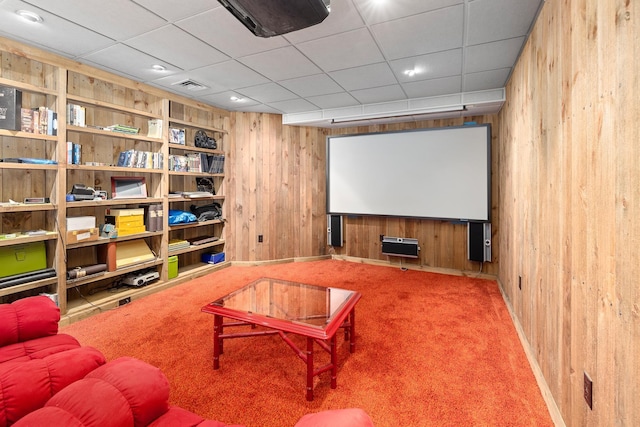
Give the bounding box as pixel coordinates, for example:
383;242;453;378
0;0;544;127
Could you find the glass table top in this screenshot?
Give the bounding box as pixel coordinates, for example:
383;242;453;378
208;277;358;329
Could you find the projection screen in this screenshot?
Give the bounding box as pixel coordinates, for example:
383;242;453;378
326;124;491;221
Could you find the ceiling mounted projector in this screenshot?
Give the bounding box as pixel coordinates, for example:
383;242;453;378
217;0;330;38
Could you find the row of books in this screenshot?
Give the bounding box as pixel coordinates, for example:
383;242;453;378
105;124;140;134
66;142;82;165
144;204;164;232
168;238;190;252
117;149;164;170
21;107;58;135
168;153;225;173
67;103;86;127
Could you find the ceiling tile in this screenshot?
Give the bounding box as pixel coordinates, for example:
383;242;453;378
350;85;407;104
131;0;219;22
297;27;385;72
125;25;228;70
306;92;360;109
371;5;464;60
175;7;290;59
279;74;343;97
236;83;298;104
82;44;183;82
352;0;462;25
239;46;322;81
402;76;462;98
267;98;320;114
466;0;542;45
329;62;397;91
464;37;525;73
463;68;511;92
0;0;114;57
24;0;167;40
390;49;462;82
200;91;260;111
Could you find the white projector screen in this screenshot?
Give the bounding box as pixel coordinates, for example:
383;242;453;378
326;124;491;221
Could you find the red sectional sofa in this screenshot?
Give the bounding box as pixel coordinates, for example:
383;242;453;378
13;356;244;427
1;296;374;427
0;296;107;426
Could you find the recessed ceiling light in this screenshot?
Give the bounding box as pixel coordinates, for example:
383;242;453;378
151;64;166;72
403;69;417;77
230;96;244;102
16;10;43;23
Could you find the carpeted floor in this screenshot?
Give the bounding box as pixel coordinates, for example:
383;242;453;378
62;259;553;427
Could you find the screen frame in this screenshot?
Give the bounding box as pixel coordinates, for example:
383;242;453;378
326;124;491;222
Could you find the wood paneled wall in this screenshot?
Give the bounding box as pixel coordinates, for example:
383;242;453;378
226;114;499;276
498;0;638;425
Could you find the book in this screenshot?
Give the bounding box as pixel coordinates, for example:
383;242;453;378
169;128;185;145
72;143;81;165
147;119;163;138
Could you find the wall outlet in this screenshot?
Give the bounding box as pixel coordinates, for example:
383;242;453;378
258;234;263;243
584;372;593;410
118;297;131;306
518;275;522;290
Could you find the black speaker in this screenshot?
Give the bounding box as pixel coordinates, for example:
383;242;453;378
218;0;330;38
327;215;343;247
468;222;491;262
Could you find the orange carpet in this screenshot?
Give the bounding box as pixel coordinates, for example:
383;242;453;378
62;259;553;427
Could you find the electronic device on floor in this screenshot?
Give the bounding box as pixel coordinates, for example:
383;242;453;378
123;270;159;287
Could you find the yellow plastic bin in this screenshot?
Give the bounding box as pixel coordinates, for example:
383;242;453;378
168;255;178;279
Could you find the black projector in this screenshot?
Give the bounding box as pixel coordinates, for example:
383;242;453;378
218;0;330;38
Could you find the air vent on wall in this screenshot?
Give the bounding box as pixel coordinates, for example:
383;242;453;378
172;79;208;91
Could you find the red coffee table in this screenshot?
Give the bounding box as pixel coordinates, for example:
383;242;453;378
201;277;362;401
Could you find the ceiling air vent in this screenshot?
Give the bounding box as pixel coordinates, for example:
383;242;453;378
172;79;208;91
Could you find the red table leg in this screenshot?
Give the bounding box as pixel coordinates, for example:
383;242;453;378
330;334;337;389
349;309;356;353
306;337;314;401
213;314;222;369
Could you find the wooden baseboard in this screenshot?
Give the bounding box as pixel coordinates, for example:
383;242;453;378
330;254;498;280
496;278;566;427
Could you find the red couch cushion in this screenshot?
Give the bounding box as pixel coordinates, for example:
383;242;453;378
85;357;170;426
294;408;375;427
0;297;59;347
0;333;80;364
0;346;105;426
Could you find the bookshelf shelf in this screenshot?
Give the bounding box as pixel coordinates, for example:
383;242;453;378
168;118;226;134
67;164;164;174
0;162;57;170
67;125;163;144
0;233;57;247
168;238;225;256
0;76;58;96
0;129;57;140
66;231;163;249
67;94;162;119
66;197;164;208
1;38;229;319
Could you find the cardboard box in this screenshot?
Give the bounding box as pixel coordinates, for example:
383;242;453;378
0;86;22;131
201;252;225;264
67;228;99;244
67;216;96;231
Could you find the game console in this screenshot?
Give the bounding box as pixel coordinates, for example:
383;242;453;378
122;270;159;287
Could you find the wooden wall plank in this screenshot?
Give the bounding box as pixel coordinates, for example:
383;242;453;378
498;0;639;425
